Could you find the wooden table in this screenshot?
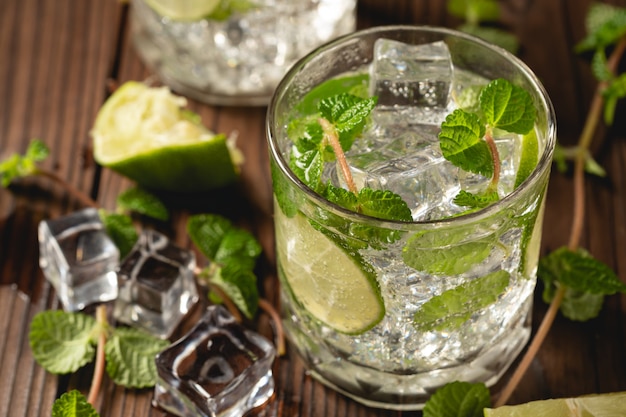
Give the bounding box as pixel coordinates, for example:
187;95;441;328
1;0;625;416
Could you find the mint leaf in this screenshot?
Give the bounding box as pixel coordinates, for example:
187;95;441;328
447;0;500;25
480;78;536;134
458;24;519;54
413;270;510;331
602;73;626;125
210;262;259;319
99;210;138;258
403;227;493;275
551;288;604;322
295;74;369;115
453;189;499;209
105;327;168;388
29;310;97;374
52;390;99;417
591;49;613;82
576;3;626;52
116;187;169;221
539;247;626;295
423;381;490;417
187;213;261;269
0;139;49;186
439;109;492;176
318;93;377;151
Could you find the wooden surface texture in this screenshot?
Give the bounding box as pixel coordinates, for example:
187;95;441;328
1;0;626;416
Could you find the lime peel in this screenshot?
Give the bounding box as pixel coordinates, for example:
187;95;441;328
484;392;626;417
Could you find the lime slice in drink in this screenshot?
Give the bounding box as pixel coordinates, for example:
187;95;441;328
92;81;242;192
143;0;220;21
274;207;385;334
484;392;626;417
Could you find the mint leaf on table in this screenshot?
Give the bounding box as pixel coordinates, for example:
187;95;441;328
99;210;138;258
29;310;97;374
105;327;169;388
413;270;510;331
602;73;626;125
447;0;500;25
116;187;169;221
423;381;490;417
52;390;99;417
187;213;262;318
0;139;49;186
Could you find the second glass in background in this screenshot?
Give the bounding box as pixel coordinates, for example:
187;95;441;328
130;0;357;106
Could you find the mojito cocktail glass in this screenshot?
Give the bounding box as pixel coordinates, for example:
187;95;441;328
130;0;356;106
267;26;556;409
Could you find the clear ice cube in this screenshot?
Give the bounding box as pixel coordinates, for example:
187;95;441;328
369;39;453;124
153;305;276;417
114;230;199;339
38;208;119;311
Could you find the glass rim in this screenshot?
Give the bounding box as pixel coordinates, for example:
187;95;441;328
267;24;557;227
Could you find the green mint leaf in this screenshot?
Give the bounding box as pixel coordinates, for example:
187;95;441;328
438;109;492;176
591;49;613;81
116;187;169;221
576;3;626;52
480;78;536;134
602;73;626;125
403;227;493;275
447;0;500;25
321;184;410;249
289;138;325;191
455;84;484;113
187;213;261;269
318;93;377;151
453;189;499;209
423;381;490;417
539;247;626;296
209;262;259;319
99;210;138;259
584;154;607;177
458;24;519;54
295;74;369;115
52;390;99;417
29;310;97;374
543;286;604;322
514;128;539;188
413;270;510;331
105;327;169;388
0;139;50;187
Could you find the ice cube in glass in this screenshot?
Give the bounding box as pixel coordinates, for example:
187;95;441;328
38;208;119;311
369;39;453;124
153;305;276;417
114;229;198;339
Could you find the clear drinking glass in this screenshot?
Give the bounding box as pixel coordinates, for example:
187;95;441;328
130;0;357;106
266;26;556;409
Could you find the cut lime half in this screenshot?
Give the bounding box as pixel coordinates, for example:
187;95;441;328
484;392;626;417
92;81;242;192
274;207;385;334
143;0;220;21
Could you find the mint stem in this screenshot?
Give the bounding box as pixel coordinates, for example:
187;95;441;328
485;130;501;192
87;305;107;406
318;117;358;194
494;35;626;407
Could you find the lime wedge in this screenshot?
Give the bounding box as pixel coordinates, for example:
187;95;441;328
143;0;220;21
92;81;242;192
484;392;626;417
274;207;385;334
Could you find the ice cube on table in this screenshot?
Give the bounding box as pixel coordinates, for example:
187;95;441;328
369;38;453;124
153;305;276;417
38;208;119;312
114;229;198;339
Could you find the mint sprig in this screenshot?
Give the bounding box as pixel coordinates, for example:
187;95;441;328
116;187;169;221
187;213;262;318
0;139;49;186
423;381;490;417
29;310;168;387
439;78;536;209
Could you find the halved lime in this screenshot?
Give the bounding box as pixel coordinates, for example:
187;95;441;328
484;392;626;417
143;0;220;21
274;207;385;334
92;81;242;192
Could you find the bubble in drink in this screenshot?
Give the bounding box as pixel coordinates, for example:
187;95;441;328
38;208;119;311
153;305;276;417
114;230;198;339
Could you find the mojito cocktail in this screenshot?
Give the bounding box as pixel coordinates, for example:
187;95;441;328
267;26;556;409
